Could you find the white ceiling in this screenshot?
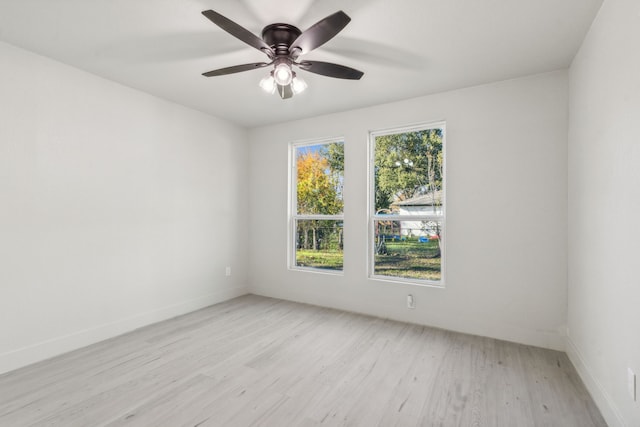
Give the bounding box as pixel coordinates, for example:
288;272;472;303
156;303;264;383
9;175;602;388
0;0;602;128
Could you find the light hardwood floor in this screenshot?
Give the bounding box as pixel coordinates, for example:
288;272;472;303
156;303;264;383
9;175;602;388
0;295;606;427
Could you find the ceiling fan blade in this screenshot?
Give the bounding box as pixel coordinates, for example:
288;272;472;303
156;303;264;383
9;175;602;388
277;84;294;99
202;10;273;56
202;62;271;77
290;11;351;58
297;61;364;80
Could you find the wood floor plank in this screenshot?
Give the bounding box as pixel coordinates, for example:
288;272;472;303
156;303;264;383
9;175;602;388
0;295;606;427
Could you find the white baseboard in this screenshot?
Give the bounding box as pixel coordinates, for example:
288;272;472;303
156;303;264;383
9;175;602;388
0;286;248;375
249;287;566;351
566;336;626;427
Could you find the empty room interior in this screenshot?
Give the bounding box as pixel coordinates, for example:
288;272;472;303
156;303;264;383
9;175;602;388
0;0;638;426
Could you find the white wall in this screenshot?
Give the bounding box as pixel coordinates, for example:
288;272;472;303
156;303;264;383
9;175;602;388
567;0;640;425
0;42;249;374
248;71;569;351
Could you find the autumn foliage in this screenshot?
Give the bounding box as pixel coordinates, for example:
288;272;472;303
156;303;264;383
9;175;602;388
296;151;342;215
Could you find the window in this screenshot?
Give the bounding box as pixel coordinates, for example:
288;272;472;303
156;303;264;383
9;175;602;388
290;139;344;272
369;123;445;284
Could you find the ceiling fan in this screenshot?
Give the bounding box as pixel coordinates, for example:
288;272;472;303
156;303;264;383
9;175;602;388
201;9;364;99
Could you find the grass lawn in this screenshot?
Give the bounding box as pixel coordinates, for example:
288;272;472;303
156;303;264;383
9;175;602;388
296;249;343;271
295;239;441;281
375;239;441;281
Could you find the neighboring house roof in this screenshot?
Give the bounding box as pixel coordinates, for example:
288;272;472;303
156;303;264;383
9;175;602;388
392;190;443;207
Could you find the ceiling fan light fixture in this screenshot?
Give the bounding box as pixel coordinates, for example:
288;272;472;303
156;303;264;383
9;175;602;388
291;74;308;94
273;60;293;86
259;74;276;93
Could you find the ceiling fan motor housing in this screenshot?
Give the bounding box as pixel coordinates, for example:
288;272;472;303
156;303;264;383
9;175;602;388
261;24;302;56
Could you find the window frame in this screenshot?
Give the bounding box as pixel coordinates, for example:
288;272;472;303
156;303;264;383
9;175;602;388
288;137;345;275
368;122;446;286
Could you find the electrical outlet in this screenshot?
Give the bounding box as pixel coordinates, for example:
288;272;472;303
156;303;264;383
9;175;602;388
629;368;636;401
407;294;415;309
225;266;231;277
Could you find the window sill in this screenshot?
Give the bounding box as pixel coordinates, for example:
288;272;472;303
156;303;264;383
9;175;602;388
289;266;344;276
369;275;445;289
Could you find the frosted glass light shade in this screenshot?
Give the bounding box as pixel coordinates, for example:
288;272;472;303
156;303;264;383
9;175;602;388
273;63;293;86
259;75;276;93
291;75;307;94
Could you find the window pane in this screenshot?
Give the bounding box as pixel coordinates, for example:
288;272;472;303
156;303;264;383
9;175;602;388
373;129;443;214
295;220;343;271
371;126;444;283
295;142;344;215
373;219;442;281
